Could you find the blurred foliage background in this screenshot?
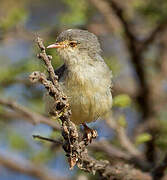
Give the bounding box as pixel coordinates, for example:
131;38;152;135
0;0;167;179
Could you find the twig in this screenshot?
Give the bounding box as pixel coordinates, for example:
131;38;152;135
109;0;137;45
0;98;60;130
141;20;167;51
36;38;58;87
88;0;121;32
33;135;63;145
105;116;142;157
0;154;69;180
89;140;131;160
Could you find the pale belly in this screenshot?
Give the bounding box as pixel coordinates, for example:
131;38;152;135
66;88;112;125
45;61;112;125
61;73;112;125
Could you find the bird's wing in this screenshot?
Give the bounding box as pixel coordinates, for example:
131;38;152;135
54;64;67;81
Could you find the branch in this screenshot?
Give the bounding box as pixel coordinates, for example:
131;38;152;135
88;0;121;32
77;151;152;180
110;0;137;45
105;116;142;157
36;38;58;87
141;20;167;51
89;0;137;49
33;135;63;145
0;98;60;131
89;140;131;160
0;154;69;180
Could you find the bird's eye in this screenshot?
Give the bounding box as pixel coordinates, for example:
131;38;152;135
69;41;77;47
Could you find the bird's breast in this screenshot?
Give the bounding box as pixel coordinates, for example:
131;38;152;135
59;62;112;124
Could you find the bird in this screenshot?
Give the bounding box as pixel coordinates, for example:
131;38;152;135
46;29;112;141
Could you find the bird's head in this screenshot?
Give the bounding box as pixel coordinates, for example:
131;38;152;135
47;29;102;65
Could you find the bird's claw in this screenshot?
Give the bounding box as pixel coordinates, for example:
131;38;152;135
83;124;98;144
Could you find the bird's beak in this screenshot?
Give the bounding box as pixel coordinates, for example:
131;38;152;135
47;42;66;49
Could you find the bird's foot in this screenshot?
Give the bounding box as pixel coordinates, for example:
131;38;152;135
82;123;98;144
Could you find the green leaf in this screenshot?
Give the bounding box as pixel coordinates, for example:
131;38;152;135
113;94;131;108
135;133;152;145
